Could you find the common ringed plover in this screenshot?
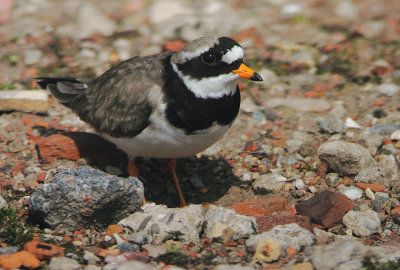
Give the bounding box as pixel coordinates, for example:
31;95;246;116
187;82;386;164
37;36;263;206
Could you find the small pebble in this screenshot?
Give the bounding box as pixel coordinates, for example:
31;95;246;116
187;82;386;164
365;188;375;200
376;83;400;96
338;185;363;200
345;117;361;128
104;235;112;242
343;210;382;236
391;130;400;141
253;237;281;263
294;179;305;189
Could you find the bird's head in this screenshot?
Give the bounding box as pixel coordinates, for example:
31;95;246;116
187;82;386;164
171;36;262;99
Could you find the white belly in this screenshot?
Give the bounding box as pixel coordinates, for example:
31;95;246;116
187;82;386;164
103;122;230;158
101;85;233;158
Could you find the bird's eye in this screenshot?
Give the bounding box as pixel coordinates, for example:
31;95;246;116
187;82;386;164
201;53;217;65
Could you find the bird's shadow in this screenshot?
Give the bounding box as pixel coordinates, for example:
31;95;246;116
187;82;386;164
36;131;243;208
136;156;243;207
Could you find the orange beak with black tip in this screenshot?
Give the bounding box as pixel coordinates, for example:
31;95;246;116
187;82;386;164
232;63;263;81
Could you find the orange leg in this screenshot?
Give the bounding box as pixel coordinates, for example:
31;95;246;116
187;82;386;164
127;157;146;205
127;157;139;177
167;158;187;207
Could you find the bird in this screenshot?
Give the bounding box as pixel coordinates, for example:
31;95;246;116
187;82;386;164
37;36;263;207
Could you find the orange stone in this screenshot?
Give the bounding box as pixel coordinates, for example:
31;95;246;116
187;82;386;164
24;240;64;260
354;183;387;192
231;202;267;217
392;206;400;215
107;224;124;236
0;251;40;269
286;246;297;256
164;40;185;52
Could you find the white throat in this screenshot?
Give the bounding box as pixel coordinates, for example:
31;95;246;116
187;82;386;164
171;61;239;99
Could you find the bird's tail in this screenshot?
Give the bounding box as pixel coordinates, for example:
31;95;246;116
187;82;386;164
36;77;91;107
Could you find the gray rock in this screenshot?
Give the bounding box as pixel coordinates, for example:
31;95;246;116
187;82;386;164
48;257;81;270
258;68;279;88
378;154;400;182
371;194;398;212
361;21;386;39
204;205;257;240
116;260;157;270
77;2;117;38
376;83;400;96
318;117;345;134
335;0;359;19
246;223;315;252
329;101;347;118
116;242;139;253
370;124;400;135
354;155;400;187
0;246;19;255
265;98;331;112
294;179;305;189
305;239;400;270
252;173;286;194
358;132;383;155
354;166;389;187
148;0;194;25
318;141;377;176
214;264;256;270
124;231;152;246
86;266;101;270
338;185;363;200
313;228;334;244
29;166;143;230
84;251;101;265
384;221;400;233
0;195;7;210
119;203;204;245
23;48;43;65
305;239;365;270
343;210;382;237
285;131;316;157
289;74;317;92
143;244;168;258
325;173;340;187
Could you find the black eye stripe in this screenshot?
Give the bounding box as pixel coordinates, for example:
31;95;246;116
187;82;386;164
201;53;217;65
173;37;243;79
176;58;242;80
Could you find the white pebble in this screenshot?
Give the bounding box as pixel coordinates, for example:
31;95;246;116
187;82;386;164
365;188;375;200
294;179;305;189
338;186;363;200
104;235;112;242
391;130;400;141
345;117;361;128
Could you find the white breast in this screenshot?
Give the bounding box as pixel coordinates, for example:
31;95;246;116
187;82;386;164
102;86;231;158
104;121;229;158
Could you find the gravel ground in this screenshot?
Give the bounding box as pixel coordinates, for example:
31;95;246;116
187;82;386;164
1;0;400;269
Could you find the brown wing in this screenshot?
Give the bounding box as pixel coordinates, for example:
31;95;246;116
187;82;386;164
39;52;171;138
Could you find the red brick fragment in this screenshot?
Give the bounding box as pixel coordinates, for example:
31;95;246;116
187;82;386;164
256;214;312;232
9;160;25;177
231;202;267;217
22;115;43;127
295;190;353;228
36;132;127;168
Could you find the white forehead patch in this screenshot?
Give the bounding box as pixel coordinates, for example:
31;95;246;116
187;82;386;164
179;46;211;61
171;61;239;99
222;46;244;64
